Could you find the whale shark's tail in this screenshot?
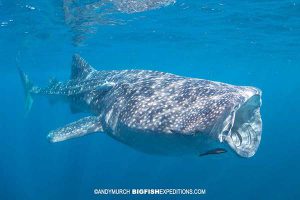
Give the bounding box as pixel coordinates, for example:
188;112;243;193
18;67;33;115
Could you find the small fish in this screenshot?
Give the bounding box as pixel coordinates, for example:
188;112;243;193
199;148;228;157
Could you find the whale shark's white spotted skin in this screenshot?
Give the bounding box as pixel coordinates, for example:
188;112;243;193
20;54;262;158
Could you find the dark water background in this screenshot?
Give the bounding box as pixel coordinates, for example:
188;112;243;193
0;0;300;199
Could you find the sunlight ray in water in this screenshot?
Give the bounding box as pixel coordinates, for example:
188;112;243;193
0;1;300;199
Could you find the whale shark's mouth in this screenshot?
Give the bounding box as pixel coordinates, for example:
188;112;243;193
222;90;262;157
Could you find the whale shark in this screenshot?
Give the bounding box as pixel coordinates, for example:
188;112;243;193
19;54;262;157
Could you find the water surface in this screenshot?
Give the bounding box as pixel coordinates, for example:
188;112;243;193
0;0;300;199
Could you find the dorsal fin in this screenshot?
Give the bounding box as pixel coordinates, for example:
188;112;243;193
71;54;95;80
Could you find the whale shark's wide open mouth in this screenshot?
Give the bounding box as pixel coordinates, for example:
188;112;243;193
224;91;262;157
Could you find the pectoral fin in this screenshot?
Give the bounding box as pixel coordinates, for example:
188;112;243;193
199;148;227;157
47;116;103;143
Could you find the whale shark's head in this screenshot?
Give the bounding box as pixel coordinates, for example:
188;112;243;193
218;87;262;158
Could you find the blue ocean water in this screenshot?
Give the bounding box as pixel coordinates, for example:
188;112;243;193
0;0;300;199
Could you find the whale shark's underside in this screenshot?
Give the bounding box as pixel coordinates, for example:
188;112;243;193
19;55;262;158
